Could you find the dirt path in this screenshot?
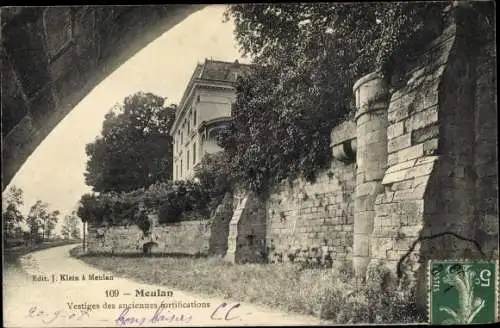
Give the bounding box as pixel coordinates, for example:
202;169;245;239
3;245;324;327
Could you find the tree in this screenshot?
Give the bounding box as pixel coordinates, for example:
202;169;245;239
77;193;106;225
221;3;448;191
2;185;25;239
61;211;81;239
45;210;60;239
26;200;49;243
84;92;177;193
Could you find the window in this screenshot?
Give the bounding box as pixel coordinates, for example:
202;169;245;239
193;110;197;125
186;151;190;170
175;164;178;180
192;142;196;165
180;160;183;178
187;118;190;135
181;132;183;144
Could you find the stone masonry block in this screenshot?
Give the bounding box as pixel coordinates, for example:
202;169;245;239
358;128;386;145
364;169;386;182
414;155;439;166
356;181;381;197
412;124;439;144
393;187;427;201
387;152;398;167
358;115;388;134
387;132;411;153
388;105;410;124
353;234;370;257
354;211;375;234
375;203;392;216
412;175;430;189
386;158;417;174
393;143;424;161
389;85;439;115
355;195;375;212
391;180;414;191
387;121;405;139
382;159;435;185
409;105;439;131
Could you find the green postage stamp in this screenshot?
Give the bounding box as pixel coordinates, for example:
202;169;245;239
429;260;499;324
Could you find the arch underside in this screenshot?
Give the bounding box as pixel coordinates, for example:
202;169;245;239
1;5;206;190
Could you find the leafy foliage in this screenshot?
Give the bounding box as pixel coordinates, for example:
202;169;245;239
193;152;234;212
77;180;212;230
2;185;25;239
221;3;448;192
320;261;424;323
84;92;176;193
61;211;81;239
146;181;211;224
26;200;60;242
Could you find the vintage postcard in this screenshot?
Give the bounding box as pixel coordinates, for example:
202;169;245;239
2;3;498;327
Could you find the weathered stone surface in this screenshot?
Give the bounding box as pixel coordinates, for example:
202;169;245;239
2;5;206;188
87;218;213;255
265;160;356;264
208;193;234;256
330;120;356;146
391;143;424;161
382;158;436;185
387;132;412;153
387;121;405;139
412;124;439;144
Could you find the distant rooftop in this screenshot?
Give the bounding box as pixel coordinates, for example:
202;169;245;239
170;59;252;136
195;58;252;83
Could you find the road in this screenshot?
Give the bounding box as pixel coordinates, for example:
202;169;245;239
3;245;324;327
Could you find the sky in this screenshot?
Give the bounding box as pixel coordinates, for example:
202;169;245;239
3;5;250;232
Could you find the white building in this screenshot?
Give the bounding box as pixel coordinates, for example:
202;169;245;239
169;59;251;180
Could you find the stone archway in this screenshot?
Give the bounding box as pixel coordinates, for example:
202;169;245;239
1;5;206;189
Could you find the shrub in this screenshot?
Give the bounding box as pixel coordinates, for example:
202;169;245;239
78;180;212;229
320;261;424;324
193;152;234;213
145;180;211;224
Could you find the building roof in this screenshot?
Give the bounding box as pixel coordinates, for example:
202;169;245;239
170;59;252;136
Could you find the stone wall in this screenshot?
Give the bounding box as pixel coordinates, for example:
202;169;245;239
265;160;356;265
370;25;458;271
87;218;213;255
364;7;498;309
208;193;235;256
225;192;267;264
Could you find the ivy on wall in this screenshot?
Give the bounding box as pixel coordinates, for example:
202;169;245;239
219;3;449;193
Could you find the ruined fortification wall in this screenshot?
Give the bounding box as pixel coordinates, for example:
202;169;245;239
225;192;267;264
87;218;213;255
208;193;235;256
265;160;356;265
357;11;499;313
369;25;458;271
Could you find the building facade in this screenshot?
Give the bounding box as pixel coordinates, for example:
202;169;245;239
170;59;251;180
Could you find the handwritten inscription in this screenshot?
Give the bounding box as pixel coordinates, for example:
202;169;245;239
26;305;91;324
24;301;242;325
210;302;241;321
115;306;193;326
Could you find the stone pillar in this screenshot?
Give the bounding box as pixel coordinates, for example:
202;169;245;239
352;71;389;279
